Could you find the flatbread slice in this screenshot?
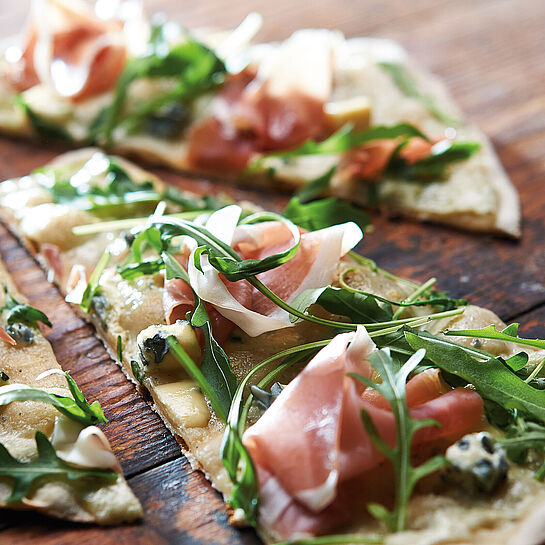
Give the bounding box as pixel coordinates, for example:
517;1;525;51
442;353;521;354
0;256;142;524
0;149;543;544
0;2;520;236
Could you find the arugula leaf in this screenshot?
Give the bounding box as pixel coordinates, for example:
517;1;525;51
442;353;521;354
99;23;226;142
445;323;545;351
350;348;446;531
388;140;481;180
16;96;73;142
0;431;116;503
293;166;338;203
337;273;466;313
249;123;428;170
40;159;161;215
167;335;231;422
190;298;237;417
406;331;545;423
284;196;372;232
2;286;52;329
81;251;111;313
162;251;190;282
0;372;107;426
378;62;461;126
195;211;301;282
131;360;145;385
290;286;393;325
118;258;165;281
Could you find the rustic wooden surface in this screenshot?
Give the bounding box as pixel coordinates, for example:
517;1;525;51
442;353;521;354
0;0;544;543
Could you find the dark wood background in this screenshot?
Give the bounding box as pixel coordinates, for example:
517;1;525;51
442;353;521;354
0;0;544;543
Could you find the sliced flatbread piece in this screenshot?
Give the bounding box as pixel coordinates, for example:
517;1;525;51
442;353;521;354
0;149;542;544
0;4;519;236
0;257;142;524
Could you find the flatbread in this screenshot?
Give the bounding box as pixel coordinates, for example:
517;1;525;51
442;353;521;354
0;149;541;544
0;257;142;524
0;5;520;236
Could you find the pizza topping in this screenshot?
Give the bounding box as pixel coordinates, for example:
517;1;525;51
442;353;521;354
136;321;201;375
186;207;362;336
0;371;107;426
324;96;372;132
50;417;119;470
444;432;509;494
153;380;211;429
0;327;16;346
188;30;335;169
5;0;129;101
0;431;117;504
242;330;484;536
378;61;461;126
1;285;52;346
232;30;334;151
98;20;226;143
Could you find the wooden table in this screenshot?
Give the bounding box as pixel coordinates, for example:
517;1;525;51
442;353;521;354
0;0;544;543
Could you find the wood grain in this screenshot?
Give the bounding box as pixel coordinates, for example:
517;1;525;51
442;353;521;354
0;0;544;543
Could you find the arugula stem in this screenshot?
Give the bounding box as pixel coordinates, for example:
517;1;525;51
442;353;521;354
72;210;214;236
167;336;228;422
273;535;382;545
525;357;545;383
348;252;419;289
391;277;436;320
249;278;463;331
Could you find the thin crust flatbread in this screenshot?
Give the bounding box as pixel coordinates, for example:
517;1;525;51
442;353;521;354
0;8;520;236
0;257;142;524
0;149;541;544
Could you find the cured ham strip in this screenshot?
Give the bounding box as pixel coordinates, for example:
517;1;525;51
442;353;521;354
185;207;362;336
188;30;335;169
0;327;16;346
341;136;435;181
234;30;334;150
243;327;484;539
245;328;376;512
5;0;128;101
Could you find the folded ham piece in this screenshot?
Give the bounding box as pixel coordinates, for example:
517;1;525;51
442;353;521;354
5;0;129;100
243;326;484;540
162;205;362;338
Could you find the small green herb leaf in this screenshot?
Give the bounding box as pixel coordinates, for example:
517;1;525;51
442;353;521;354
130;360;145;385
81;251;111;313
167;335;230;422
291;286;393;325
249;123;428;170
99;25;226;141
190;299;237;416
0;431;116;503
0;372;107;426
406;331;545;423
445;323;545;351
350;348;446;531
2;286;52;329
388;140;481;180
284;196;371;232
378;62;461;126
16;96;73;142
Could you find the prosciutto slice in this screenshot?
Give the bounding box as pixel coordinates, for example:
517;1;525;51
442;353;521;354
242;326;484;539
188;30;336;170
5;0;129;100
182;207;362;337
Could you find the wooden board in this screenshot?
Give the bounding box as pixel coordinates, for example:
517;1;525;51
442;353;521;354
0;0;544;543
